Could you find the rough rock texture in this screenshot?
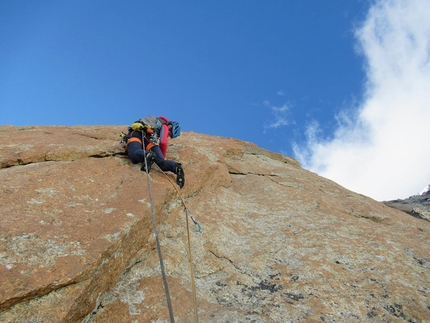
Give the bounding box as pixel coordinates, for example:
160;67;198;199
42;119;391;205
384;190;430;222
0;125;429;323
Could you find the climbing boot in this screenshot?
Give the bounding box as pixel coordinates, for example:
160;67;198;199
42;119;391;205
175;163;185;188
141;150;156;172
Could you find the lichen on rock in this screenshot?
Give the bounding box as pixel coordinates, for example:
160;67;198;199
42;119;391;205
0;125;429;323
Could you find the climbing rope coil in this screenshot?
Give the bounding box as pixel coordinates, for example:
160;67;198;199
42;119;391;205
141;135;201;323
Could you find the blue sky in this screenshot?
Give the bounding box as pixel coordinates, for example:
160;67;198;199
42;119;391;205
1;0;429;201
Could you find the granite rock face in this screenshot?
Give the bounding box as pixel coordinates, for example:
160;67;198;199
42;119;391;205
384;189;430;222
0;125;429;323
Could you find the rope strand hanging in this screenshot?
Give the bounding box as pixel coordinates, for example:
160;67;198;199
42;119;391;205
140;128;202;323
156;164;201;323
142;134;175;323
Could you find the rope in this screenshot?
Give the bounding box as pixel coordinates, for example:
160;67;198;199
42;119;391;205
142;132;175;323
155;164;201;323
185;207;199;323
141;129;201;323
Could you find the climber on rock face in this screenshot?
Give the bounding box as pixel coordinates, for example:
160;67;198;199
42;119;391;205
123;116;185;188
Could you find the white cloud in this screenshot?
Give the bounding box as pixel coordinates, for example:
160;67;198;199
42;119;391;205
295;0;430;201
264;101;292;130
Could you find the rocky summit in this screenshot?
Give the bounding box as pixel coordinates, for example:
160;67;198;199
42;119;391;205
0;125;429;323
384;190;430;223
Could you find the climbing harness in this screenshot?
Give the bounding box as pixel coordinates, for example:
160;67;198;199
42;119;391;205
141;131;201;323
